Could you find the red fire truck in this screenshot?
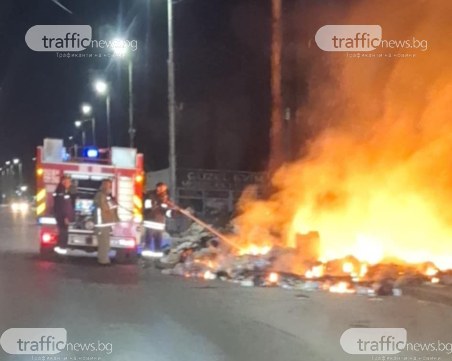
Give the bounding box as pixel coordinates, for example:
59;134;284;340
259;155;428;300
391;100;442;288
36;139;144;262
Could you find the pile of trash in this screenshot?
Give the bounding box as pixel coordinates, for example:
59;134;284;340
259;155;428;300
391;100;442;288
153;223;451;297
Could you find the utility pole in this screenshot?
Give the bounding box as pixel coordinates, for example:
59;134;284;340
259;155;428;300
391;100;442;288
91;117;96;146
128;59;135;148
168;0;177;200
269;0;284;173
106;95;111;148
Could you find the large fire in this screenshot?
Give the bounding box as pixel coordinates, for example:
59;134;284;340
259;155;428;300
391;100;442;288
238;245;272;256
234;0;452;272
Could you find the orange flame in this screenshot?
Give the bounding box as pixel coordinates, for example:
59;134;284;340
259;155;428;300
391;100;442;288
268;272;279;284
235;0;452;271
238;245;272;256
425;267;438;277
203;271;216;280
329;282;355;294
305;264;324;279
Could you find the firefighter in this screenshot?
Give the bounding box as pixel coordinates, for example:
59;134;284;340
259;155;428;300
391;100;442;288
53;175;75;252
143;182;171;252
93;179;119;265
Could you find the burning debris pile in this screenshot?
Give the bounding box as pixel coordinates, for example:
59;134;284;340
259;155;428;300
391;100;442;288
153;0;452;297
155;223;452;297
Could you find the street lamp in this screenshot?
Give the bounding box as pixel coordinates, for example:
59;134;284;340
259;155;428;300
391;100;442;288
67;136;76;157
111;38;135;148
81;103;96;145
74;120;87;147
94;80;108;95
81;103;92;115
4;161;11;181
111;38;128;57
94;80;111;147
11;159;22;185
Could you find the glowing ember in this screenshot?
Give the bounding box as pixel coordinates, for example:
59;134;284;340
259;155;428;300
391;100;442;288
238;245;271;256
305;265;324;279
329;282;355;294
431;277;440;284
342;262;354;274
203;271;216;280
267;272;279;284
425;267;439;277
359;264;368;278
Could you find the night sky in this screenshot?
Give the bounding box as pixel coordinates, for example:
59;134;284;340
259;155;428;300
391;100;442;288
0;0;271;186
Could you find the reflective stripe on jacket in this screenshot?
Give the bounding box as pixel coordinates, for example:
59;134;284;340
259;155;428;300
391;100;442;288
94;191;119;227
143;220;166;231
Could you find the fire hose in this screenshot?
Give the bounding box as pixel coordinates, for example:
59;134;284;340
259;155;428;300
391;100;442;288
168;202;239;251
115;199;239;250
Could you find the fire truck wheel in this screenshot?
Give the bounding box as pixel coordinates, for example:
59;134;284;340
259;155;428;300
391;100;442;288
115;249;138;264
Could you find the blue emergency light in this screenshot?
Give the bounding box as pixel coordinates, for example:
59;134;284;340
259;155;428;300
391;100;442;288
84;147;99;158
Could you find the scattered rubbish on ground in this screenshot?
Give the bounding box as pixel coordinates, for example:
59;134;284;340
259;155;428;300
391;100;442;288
150;222;451;298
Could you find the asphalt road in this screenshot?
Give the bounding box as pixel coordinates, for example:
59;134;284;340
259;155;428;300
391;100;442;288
0;207;451;361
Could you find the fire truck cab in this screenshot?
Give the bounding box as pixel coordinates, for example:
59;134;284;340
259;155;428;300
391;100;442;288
36;139;144;262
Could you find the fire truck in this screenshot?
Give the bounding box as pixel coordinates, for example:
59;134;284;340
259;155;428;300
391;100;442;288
36;139;144;262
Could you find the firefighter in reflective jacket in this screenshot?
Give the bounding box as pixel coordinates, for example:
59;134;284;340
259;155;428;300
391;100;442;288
94;179;119;265
143;182;171;251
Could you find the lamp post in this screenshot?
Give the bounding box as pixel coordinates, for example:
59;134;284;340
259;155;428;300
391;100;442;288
74;120;86;147
81;103;96;145
4;162;12;198
0;167;3;203
68;136;78;158
94;80;111;147
13;158;22;185
128;59;134;147
111;38;135;148
167;0;177;200
4;162;11;199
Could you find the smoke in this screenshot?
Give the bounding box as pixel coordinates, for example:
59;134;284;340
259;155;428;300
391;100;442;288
235;0;452;269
